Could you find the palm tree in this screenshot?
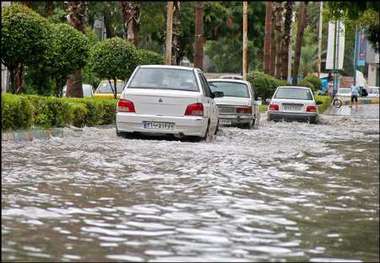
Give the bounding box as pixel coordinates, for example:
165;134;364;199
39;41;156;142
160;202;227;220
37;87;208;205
263;1;273;74
120;1;140;46
194;1;204;69
65;1;86;97
172;1;181;65
280;1;293;80
292;1;308;85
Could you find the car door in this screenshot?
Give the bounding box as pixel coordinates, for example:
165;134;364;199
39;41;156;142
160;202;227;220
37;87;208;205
196;71;218;129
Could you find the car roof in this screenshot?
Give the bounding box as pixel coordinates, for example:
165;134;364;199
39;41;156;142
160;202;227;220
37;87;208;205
207;79;251;85
277;86;311;90
139;65;198;71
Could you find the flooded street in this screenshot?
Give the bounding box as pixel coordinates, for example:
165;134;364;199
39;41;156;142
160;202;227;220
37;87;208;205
2;115;379;262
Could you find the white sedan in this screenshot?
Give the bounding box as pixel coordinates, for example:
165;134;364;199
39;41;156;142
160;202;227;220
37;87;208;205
208;79;260;129
267;86;319;124
116;65;222;141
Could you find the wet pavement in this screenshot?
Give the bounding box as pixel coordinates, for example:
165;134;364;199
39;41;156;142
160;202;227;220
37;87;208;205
2;113;379;262
325;104;379;119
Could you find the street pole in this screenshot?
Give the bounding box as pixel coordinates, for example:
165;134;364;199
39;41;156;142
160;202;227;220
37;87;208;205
194;1;204;69
317;1;323;78
332;20;337;96
242;1;248;80
353;26;358;86
165;1;174;65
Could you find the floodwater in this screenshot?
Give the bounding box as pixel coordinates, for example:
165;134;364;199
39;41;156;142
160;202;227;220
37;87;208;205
2;115;379;262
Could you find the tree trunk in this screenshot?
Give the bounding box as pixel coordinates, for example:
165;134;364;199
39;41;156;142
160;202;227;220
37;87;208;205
9;67;16;94
292;2;307;85
113;78;117;99
46;1;54;17
103;11;115;38
172;1;181;65
272;2;284;79
22;1;32;8
194;1;204;69
165;1;174;65
280;1;293;80
120;1;140;46
242;1;248;80
15;63;24;94
65;1;86;98
263;1;273;74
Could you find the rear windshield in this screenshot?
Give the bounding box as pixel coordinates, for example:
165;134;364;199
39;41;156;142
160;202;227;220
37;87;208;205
338;89;351;94
96;81;125;93
128;68;198;91
274;88;313;100
209;81;250;98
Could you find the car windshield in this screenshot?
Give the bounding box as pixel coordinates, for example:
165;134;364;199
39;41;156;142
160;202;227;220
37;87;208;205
96;81;125;93
274;88;313;100
128;68;198;91
208;82;249;98
338;89;351;94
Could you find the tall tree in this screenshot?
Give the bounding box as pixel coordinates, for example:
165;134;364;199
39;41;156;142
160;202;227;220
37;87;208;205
194;1;204;69
263;1;273;74
172;1;181;65
65;1;87;98
46;1;54;17
280;1;293;80
272;2;284;78
120;1;140;46
292;2;308;85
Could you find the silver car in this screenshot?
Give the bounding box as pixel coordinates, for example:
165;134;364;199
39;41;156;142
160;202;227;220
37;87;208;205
208;79;260;129
267;86;318;124
62;84;94;97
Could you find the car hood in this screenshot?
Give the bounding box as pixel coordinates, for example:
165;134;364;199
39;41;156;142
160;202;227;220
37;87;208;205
214;97;251;106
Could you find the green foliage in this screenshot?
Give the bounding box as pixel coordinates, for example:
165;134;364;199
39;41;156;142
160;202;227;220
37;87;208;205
247;71;287;101
298;79;314;90
315;95;332;113
1;94;33;130
1;4;49;92
89;37;139;82
48;23;89;95
1;94;117;130
137;49;164;65
304;75;322;91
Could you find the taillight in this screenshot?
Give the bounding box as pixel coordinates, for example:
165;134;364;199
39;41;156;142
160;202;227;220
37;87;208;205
269;103;279;111
236;106;252;114
185;103;204;116
117;99;135;112
306;105;317;112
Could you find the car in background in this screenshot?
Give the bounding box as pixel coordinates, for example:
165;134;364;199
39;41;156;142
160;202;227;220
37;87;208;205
208;79;259;129
367;86;379;98
336;88;351;97
62;84;94;97
116;65;222;141
267;86;318;124
94;80;126;98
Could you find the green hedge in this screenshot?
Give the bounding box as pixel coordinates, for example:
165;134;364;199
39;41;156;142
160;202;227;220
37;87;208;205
315;95;332;113
1;94;117;131
299;75;321;92
247;71;287;101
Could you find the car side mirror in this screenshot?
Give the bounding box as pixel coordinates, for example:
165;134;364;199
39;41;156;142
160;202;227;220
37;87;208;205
316;100;323;105
212;91;224;98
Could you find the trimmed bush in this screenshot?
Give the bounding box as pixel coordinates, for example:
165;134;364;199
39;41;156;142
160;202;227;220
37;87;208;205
2;94;33;130
247;71;287;101
315;95;332;113
1;94;117;131
137;49;164;65
298;79;314;90
304;75;321;92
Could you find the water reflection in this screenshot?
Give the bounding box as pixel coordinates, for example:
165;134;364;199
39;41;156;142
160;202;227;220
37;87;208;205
2;116;379;262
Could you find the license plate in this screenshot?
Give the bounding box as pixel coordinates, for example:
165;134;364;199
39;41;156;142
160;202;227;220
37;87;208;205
143;121;175;130
219;119;232;125
283;104;303;111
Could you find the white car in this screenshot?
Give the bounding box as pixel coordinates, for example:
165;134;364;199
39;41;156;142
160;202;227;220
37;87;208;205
336;88;351;97
62;84;94;97
208;79;260;129
367;86;379;98
116;65;222;141
267;86;318;124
